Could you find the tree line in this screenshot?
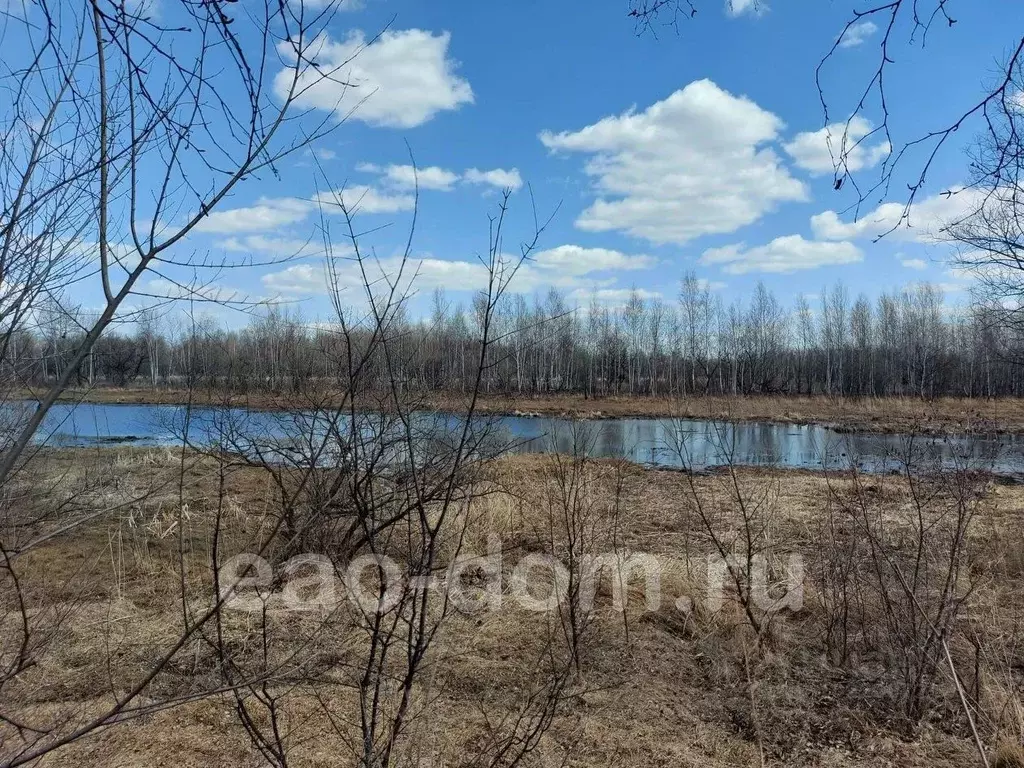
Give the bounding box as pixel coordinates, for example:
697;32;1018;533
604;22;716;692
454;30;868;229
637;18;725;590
14;275;1024;399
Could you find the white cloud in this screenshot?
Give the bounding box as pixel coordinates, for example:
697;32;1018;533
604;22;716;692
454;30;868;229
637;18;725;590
263;257;490;296
403;257;492;289
511;245;654;293
539;79;806;245
570;279;723;307
464;167;523;191
700;235;862;274
375;164;459;191
692;278;727;291
356;163;523;192
532;245;654;275
125;0;160;18
262;244;655;297
219;235;330;259
783;116;890;175
356;164;522;192
811;188;981;243
261;265;324;294
726;0;761;17
275;30;473;128
839;20;878;48
195;198;311;234
942;265;981;289
316;185;416;214
570;287;664;305
306;147;338;161
195;184;425;238
900;257;928;270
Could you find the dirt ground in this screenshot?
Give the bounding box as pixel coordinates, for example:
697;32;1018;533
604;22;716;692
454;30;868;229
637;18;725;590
2;448;1023;766
23;385;1024;434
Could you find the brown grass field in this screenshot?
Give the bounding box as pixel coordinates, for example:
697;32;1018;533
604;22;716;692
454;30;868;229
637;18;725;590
24;386;1024;434
4;447;1024;766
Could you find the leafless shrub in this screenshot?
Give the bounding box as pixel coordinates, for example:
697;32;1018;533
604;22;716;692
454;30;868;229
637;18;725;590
537;422;604;672
819;437;985;725
193;185;586;767
665;420;800;650
0;0;383;761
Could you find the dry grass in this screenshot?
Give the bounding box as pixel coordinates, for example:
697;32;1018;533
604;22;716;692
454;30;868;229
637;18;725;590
2;448;1023;766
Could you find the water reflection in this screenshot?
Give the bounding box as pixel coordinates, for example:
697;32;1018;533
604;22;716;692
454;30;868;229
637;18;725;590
496;416;1023;474
23;402;1024;476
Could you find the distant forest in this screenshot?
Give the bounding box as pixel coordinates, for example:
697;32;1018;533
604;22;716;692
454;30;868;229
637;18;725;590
16;275;1024;399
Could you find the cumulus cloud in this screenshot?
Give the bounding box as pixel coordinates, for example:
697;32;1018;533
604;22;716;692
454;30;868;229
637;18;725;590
683;277;728;292
532;245;654;275
783;116;890;175
571;283;723;307
262;258;490;296
195;185;414;236
539;79;806;245
509;245;654;293
306;147;338;161
839;20;878;48
261;244;655;297
700;235;863;274
726;0;761;17
356;163;522;192
464;167;523;191
315;185;416;214
219;235;331;259
569;287;665;305
811;188;981;243
195;198;311;234
261;264;325;294
275;29;473;128
124;0;160;17
391;165;459;190
900;257;928;270
355;163;459;191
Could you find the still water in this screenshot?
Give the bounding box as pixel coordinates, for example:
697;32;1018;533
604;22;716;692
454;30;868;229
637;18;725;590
20;401;1024;476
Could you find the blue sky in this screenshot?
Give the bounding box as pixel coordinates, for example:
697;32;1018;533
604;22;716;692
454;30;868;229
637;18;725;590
84;0;1024;321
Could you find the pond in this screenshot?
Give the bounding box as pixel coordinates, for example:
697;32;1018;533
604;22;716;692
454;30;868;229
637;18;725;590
20;401;1024;476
